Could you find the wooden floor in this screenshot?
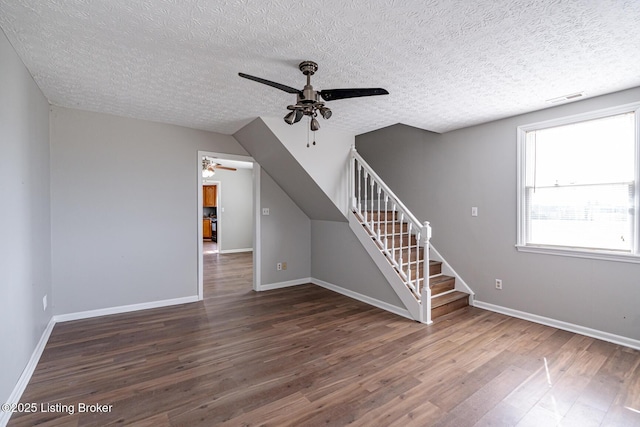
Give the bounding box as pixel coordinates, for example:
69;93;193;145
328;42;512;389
9;253;640;426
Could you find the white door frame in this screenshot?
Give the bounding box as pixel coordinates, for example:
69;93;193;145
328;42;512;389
197;151;260;300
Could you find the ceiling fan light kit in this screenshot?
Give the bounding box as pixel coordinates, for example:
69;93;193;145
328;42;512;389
202;158;237;178
239;61;389;146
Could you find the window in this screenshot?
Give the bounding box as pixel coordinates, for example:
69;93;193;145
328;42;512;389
516;102;640;262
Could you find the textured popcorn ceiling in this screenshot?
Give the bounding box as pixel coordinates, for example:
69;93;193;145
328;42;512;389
1;0;640;135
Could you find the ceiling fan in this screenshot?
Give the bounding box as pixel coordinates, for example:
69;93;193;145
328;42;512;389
202;158;236;177
239;61;389;138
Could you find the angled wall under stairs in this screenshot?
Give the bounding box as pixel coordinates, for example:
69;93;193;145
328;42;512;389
233;118;408;312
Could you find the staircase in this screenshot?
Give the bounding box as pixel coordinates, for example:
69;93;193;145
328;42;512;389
349;147;471;323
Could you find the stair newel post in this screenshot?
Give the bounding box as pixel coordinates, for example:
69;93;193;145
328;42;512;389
421;277;432;325
421;220;432;324
416;230;422;294
406;222;413;286
398;211;405;275
383;194;389;252
369;173;375;231
356;162;363;218
350;147;356;212
363;170;368;224
391;202;396;266
376;184;382;241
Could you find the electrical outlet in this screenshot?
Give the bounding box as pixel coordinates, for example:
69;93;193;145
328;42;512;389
495;279;503;290
276;262;282;271
471;207;478;217
43;294;48;311
262;208;270;215
282;262;287;270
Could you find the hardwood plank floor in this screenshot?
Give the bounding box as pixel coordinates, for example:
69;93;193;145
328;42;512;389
8;251;640;426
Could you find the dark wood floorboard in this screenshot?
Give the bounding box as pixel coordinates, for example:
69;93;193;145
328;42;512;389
8;250;640;426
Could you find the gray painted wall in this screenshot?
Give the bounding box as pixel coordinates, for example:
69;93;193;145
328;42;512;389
50;106;249;315
356;87;640;341
0;30;52;404
260;169;311;285
204;167;253;251
311;221;405;308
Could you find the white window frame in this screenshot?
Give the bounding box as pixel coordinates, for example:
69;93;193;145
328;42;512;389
516;101;640;263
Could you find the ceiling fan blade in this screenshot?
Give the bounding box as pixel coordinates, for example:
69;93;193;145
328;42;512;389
238;73;302;95
319;88;389;101
215;165;237;171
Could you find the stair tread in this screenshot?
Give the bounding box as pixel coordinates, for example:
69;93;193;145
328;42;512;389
431;291;469;308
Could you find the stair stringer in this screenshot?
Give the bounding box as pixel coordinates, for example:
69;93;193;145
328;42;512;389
429;245;475;306
348;211;422;321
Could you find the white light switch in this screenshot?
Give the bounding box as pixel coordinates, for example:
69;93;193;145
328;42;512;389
262;208;270;215
471;207;478;217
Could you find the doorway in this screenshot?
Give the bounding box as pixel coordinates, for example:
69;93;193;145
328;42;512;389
197;151;259;300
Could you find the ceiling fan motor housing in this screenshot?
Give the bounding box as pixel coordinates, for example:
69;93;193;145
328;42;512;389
299;60;318;76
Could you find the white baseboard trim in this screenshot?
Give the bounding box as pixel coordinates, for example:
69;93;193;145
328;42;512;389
258;278;311;291
311;278;413;321
54;295;199;323
474;300;640;351
219;248;253;254
2;295;201;426
1;317;56;427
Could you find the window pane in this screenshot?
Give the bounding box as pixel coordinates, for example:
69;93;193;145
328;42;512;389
522;111;636;252
526;183;633;251
526;113;635;187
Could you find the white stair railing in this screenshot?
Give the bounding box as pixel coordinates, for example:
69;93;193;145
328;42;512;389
350;147;432;323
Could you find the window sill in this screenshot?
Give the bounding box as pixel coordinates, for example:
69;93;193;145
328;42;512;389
515;245;640;264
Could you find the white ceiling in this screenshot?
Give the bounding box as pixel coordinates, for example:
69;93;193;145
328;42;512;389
1;0;639;136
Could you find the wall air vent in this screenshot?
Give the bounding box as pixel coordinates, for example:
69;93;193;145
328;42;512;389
546;92;585;104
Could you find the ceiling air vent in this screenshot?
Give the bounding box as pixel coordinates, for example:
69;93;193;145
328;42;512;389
546;92;585;104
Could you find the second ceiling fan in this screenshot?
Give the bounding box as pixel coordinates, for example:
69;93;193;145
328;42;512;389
202;158;237;178
239;61;389;134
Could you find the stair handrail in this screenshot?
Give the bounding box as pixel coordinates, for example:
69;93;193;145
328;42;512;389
350;146;432;320
350;147;425;232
